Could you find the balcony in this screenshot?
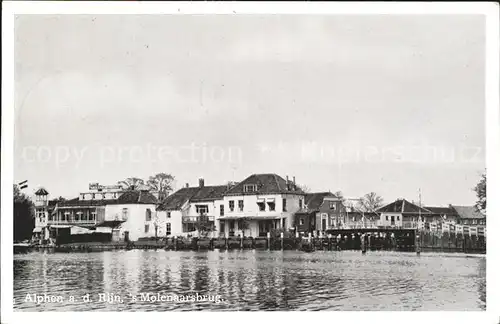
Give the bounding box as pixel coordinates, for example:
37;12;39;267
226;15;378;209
48;219;97;226
182;216;215;223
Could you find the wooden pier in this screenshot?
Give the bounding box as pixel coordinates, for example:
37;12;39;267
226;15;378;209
24;226;486;254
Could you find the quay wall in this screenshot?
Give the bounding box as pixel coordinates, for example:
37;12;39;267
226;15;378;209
25;228;486;254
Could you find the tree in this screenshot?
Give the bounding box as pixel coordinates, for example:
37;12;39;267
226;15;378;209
334;191;345;203
118;177;145;191
147;173;175;201
358;192;384;212
14;184;35;242
474;172;486;214
195;214;216;238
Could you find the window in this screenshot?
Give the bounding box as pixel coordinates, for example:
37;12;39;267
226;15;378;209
282;199;287;212
238;200;244;212
167;212;171;218
166;223;171;236
122;208;129;221
300;218;305;225
329;202;336;210
397;216;400;221
220;205;224;216
90;212;96;221
196;205;209;215
145;208;152;221
299;199;303;209
386;216;389;221
243;184;257;193
144;224;150;233
229;200;235;212
75;212;81;221
268;202;275;211
258;202;265;211
282;218;287;229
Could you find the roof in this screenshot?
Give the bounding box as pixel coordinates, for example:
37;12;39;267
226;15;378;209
58;190;157;207
225;173;304;195
303;192;336;211
157;185;228;211
35;188;49;195
425;206;456;215
451;205;485;219
376;199;432;214
190;185;228;202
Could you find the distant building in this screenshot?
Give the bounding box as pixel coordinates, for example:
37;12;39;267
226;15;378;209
295;192;338;233
376;198;431;228
451;205;486;226
424;206;459;224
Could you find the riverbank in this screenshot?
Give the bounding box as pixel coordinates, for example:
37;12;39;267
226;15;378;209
19;229;486;254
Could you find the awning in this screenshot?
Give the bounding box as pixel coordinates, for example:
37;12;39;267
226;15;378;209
32;227;42;233
70;226;93;235
266;198;275;203
50;225;72;229
219;215;282;220
95;227;112;233
257;198;265;203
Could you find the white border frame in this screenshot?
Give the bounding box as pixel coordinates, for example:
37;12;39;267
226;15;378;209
2;2;499;323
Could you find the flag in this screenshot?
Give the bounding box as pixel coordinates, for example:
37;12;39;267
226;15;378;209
18;180;28;189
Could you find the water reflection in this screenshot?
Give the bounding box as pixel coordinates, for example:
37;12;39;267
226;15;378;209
13;250;486;311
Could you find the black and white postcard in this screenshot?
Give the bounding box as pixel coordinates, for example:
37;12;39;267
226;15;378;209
2;2;499;323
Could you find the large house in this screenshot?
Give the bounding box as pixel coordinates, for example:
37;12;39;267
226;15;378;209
218;174;305;237
32;185;158;243
156;178;228;237
158;174;305;238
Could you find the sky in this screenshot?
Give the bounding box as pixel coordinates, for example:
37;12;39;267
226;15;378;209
14;14;485;206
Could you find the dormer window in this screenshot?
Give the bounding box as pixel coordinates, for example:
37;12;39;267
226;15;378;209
244;184;257;193
329;202;336;210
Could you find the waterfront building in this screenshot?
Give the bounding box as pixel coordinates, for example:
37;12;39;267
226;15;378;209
32;188;58;243
376;199;432;228
294;192;339;233
424;206;459;224
451;205;486;226
218;174;305;237
33;185;157;242
156;178;228;237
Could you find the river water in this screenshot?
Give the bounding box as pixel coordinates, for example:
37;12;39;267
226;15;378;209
13;250;486;311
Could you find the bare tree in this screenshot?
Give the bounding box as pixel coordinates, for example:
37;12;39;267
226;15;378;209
357;192;384;212
118;177;145;191
147;173;175;201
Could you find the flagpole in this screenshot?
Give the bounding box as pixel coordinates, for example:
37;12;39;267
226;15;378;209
418;188;422;226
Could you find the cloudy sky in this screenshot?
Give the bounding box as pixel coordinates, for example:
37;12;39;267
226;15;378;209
14;14;485;206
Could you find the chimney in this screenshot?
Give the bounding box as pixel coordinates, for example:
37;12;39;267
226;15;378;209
286;175;290;190
293;176;296;190
185;183;189;188
199;178;205;188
